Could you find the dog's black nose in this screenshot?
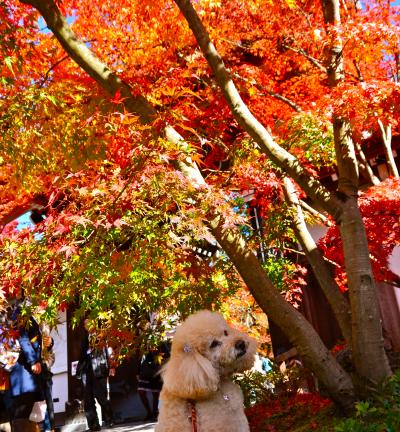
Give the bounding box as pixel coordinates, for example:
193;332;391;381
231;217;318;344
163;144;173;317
235;339;246;356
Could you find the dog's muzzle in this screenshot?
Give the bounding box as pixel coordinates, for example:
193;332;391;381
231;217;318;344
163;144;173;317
235;339;247;358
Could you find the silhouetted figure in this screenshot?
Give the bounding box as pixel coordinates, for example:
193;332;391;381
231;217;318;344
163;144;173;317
76;320;114;431
9;311;42;432
137;343;170;421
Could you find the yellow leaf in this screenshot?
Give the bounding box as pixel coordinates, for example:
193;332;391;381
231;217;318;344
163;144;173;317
248;87;257;97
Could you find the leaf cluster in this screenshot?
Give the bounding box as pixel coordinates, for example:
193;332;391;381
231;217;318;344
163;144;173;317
334;369;400;432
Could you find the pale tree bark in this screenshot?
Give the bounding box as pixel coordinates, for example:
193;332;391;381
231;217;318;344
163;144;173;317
332;116;359;195
320;0;343;86
320;0;391;385
20;0;357;408
171;0;354;349
378;120;399;178
355;142;380;186
282;177;352;344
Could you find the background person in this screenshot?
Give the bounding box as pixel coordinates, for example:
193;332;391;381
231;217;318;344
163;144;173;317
0;371;12;432
76;320;115;431
137;343;170;421
0;309;13;432
8;311;42;432
39;322;55;432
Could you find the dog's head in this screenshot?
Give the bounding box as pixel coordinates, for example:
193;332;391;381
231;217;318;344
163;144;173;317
161;310;257;400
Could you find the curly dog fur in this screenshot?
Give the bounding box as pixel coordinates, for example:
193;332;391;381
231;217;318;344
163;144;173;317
155;310;257;432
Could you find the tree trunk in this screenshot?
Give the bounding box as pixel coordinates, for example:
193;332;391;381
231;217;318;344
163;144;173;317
355;143;380;186
282;177;352;344
321;0;392;387
175;0;391;388
378;121;399;178
333;116;359;196
339;197;392;387
208;214;356;410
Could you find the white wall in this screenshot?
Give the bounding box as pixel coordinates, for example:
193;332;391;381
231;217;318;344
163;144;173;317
307;224;400;308
389;245;400;277
50;311;68;413
306;224;328;244
389;245;400;307
308;224;400;280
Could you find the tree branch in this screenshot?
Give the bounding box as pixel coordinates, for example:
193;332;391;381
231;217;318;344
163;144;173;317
232;72;302;112
321;0;392;382
173;0;343;220
352;59;364;82
381;279;400;289
378;119;399;178
355;142;380;186
282;177;352;343
20;0;156;124
40;54;70;87
321;0;359;195
207;209;355;407
280;43;327;72
298;199;332;226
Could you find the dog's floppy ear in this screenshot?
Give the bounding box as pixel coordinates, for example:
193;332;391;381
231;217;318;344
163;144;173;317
161;343;219;400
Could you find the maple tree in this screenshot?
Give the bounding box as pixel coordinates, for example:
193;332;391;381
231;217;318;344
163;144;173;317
1;0;400;410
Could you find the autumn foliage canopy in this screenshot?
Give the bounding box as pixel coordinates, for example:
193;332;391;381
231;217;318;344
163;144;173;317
0;0;400;404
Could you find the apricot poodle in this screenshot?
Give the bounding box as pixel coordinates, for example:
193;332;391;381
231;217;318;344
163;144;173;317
155;310;257;432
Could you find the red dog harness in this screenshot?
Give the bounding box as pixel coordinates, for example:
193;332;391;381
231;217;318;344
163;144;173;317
187;392;231;431
188;400;198;432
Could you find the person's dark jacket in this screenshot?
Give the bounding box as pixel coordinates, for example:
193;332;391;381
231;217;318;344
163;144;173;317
9;319;42;397
76;330;109;379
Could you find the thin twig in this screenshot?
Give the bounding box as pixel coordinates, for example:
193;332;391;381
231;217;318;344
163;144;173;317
298;199;332;226
40;55;70;87
280;44;327;72
233;72;302;112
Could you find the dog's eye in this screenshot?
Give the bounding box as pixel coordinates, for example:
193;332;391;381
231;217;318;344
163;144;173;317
210;340;221;349
224;330;228;336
